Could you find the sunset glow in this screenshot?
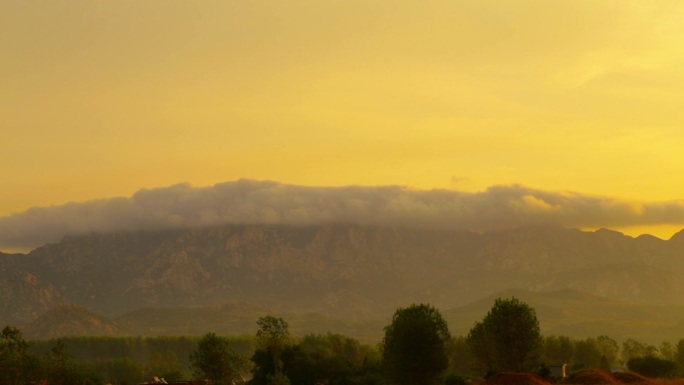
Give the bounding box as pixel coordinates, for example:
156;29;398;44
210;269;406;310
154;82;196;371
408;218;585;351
3;1;684;245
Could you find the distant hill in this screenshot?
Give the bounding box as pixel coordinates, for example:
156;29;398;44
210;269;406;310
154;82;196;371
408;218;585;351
4;223;684;342
115;301;272;337
19;289;684;344
23;304;127;339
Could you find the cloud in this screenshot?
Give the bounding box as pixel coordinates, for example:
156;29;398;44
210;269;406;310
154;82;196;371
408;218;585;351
2;179;684;251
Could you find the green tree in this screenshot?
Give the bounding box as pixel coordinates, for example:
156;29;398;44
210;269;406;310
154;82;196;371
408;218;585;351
382;303;451;385
659;342;675;362
0;326;41;385
466;297;542;373
93;357;145;385
282;333;381;385
44;340;82;385
146;350;185;381
44;340;101;385
628;356;676;378
467;321;495;374
446;336;476;377
190;332;249;385
257;316;290;359
674;339;684;375
622;339;656;364
542;336;574;366
572;338;601;370
595;336;619;370
252;316;291;385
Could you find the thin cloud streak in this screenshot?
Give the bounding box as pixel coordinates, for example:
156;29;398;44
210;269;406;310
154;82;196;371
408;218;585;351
2;179;684;250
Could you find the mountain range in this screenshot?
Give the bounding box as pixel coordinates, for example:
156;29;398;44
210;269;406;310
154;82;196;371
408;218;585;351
2;223;684;343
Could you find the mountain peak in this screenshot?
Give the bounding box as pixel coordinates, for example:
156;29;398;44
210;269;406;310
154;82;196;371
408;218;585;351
669;229;684;242
593;228;626;237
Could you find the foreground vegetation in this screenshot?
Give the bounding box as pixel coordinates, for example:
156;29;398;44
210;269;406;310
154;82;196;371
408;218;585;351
4;298;684;385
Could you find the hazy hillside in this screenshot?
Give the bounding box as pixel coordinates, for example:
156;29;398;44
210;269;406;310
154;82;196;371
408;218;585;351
0;253;66;324
16;289;684;344
23;304;127;339
3;223;684;342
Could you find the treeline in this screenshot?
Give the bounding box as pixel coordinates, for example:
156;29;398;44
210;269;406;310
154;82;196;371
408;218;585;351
448;335;684;377
1;329;255;385
28;334;255;374
4;298;684;385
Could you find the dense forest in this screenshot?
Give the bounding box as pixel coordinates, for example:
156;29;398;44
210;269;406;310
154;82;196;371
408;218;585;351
3;298;684;385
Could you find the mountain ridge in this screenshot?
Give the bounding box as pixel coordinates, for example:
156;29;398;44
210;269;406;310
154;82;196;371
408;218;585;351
3;223;684;342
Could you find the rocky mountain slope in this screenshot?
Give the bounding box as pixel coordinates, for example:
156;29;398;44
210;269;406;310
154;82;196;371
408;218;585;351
2;223;684;340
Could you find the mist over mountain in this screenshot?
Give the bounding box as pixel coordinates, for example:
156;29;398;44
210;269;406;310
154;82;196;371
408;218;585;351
3;223;684;342
3;179;684;251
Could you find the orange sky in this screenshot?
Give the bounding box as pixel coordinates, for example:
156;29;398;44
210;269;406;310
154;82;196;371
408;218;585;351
2;1;684;240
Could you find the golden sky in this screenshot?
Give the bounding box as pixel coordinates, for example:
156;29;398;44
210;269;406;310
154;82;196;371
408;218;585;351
2;1;684;241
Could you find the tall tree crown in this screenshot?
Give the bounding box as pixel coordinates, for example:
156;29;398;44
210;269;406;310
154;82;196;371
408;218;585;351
382;303;451;385
467;297;542;373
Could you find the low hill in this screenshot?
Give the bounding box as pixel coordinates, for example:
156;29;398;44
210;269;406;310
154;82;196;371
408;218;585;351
21;288;684;344
23;304;127;339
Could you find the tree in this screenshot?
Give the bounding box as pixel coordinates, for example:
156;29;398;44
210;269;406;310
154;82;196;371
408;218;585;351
190;332;249;385
659;342;675;362
542;336;574;366
43;340;102;385
622;339;656;364
0;326;41;385
382;303;451;385
256;316;290;360
93;357;145;385
282;333;381;385
466;297;542;373
446;336;476;377
467;321;496;374
251;316;291;385
595;336;619;370
572;338;602;370
674;339;684;375
146;350;184;382
628;356;676;378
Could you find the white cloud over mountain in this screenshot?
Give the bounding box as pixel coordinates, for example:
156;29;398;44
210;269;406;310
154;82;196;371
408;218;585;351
2;179;684;250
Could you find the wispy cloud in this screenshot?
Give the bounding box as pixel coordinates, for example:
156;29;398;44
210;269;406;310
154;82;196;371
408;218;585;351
2;179;684;251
